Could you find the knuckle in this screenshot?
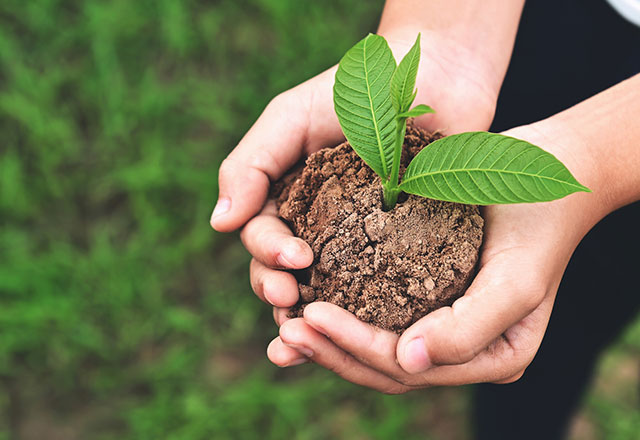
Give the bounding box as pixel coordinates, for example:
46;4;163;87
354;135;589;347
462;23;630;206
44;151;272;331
336;351;353;372
449;331;479;364
494;369;526;384
220;152;271;191
241;222;280;265
380;384;410;395
511;341;537;368
328;352;358;378
490;341;531;383
394;375;422;388
279;318;305;345
273;308;289;327
521;288;546;313
508;273;546;312
249;259;263;293
218;156;238;183
265;91;290;114
265;89;307;131
266;338;287;365
507;370;526;383
361;328;379;356
239;227;259;256
238;223;250;245
240;216;260;241
254;228;277;257
514;352;535;375
248;147;282;178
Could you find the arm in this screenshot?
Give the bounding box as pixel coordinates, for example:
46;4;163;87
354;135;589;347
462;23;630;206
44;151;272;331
269;74;640;390
212;1;534;380
533;73;640;215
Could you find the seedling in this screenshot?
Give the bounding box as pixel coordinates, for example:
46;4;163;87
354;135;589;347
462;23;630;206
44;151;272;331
333;34;590;210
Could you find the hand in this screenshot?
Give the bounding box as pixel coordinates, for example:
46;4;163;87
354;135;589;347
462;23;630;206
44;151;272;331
211;33;500;234
211;34;502;333
266;124;606;391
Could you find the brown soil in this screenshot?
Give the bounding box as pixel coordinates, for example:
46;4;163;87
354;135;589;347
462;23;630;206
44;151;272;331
273;125;484;333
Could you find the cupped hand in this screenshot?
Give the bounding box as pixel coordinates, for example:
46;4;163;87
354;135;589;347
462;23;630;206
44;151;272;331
211;33;499;234
212;33;501;321
266;124;606;390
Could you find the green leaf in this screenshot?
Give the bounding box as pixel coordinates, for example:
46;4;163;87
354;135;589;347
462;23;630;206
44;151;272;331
397;104;435;119
333;34;397;179
399;132;591;205
391;33;421;113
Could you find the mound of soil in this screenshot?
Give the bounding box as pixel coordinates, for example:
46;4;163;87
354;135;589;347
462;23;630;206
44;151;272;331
273;125;484;333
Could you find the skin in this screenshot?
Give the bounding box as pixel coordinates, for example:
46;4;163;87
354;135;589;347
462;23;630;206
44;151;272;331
211;0;526;234
211;1;640;391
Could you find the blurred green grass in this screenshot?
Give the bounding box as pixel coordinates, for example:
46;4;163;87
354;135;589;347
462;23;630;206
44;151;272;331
0;0;637;439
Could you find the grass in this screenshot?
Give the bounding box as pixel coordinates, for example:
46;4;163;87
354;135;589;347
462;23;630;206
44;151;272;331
0;0;637;439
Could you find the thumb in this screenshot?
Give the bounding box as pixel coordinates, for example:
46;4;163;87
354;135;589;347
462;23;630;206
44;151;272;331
395;252;548;374
211;69;343;232
211;92;306;232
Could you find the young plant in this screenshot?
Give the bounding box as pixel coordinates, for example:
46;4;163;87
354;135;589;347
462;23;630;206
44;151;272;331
333;34;590;210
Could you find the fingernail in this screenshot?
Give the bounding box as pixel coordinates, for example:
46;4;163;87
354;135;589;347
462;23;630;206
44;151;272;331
277;240;305;268
211;198;231;222
285;357;309;367
404;337;431;372
283;343;314;358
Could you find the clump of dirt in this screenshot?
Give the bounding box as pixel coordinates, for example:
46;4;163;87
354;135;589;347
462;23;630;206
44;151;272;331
274;125;484;333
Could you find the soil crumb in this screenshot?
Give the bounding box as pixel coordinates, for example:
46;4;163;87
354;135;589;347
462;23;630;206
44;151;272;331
275;125;484;333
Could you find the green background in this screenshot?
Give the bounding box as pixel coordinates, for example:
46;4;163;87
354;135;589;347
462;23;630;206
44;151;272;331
0;0;638;438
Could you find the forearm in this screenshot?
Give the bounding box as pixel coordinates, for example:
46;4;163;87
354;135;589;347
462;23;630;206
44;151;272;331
532;74;640;218
378;0;525;95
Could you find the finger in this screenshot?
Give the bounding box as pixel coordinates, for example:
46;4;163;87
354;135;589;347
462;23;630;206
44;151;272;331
418;294;555;386
302;302;409;380
210;92;307;232
273;307;292;327
240;202;313;269
211;70;343;233
397;251;548;374
301;300;543;388
250;259;300;307
493;369;525;384
415;333;527;386
267;337;310;367
278;318;411;394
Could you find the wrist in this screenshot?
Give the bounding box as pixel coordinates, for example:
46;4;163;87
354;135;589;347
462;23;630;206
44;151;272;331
503;121;612;235
519;74;640;219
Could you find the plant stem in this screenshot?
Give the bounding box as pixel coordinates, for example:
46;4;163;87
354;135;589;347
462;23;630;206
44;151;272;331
382;184;399;211
382;117;407;211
